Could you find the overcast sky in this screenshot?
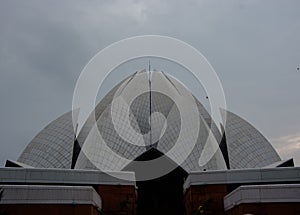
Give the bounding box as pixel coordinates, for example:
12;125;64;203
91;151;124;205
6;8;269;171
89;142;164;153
0;0;299;166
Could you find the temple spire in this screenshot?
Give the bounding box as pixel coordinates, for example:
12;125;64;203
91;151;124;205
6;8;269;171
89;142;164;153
148;60;152;147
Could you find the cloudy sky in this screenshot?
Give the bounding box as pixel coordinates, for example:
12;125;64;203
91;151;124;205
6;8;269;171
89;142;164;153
0;0;299;166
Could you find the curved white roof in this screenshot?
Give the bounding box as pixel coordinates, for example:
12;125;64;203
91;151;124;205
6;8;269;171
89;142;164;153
18;110;78;168
220;109;281;169
17;70;283;173
75;71;227;172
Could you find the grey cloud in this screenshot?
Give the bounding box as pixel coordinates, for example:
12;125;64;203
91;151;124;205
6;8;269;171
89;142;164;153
0;0;300;165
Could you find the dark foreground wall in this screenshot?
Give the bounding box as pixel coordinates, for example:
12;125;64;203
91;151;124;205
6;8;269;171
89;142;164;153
0;204;100;215
226;203;300;215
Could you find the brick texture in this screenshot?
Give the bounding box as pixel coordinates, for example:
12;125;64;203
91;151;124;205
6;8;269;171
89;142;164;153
97;185;137;215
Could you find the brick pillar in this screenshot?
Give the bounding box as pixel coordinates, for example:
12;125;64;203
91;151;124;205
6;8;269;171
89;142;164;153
184;184;227;215
97;185;137;215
